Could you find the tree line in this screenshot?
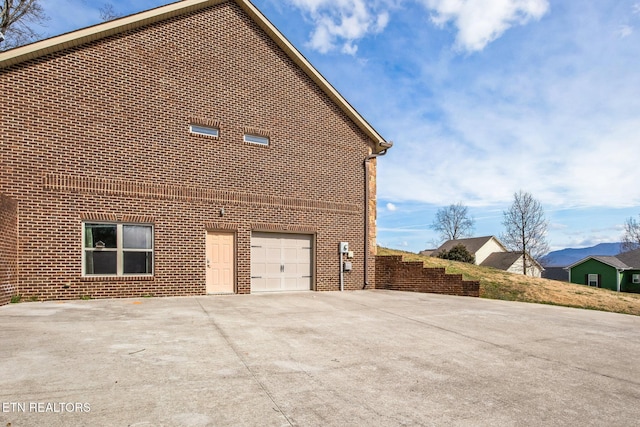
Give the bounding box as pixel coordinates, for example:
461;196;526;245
433;191;640;271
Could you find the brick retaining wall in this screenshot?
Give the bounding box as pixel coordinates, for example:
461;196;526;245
375;255;479;297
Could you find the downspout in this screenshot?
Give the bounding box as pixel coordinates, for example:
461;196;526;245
363;141;392;289
617;269;624;292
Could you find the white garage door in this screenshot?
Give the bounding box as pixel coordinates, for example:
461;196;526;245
251;232;313;292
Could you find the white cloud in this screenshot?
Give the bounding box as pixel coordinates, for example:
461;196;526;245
308;23;334;53
374;11;390;32
634;3;640;15
342;41;359;55
285;0;390;54
371;0;640;212
379;94;640;211
386;202;398;212
283;0;550;54
421;0;550;51
616;25;633;38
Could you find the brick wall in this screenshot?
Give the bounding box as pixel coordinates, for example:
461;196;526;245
0;194;18;306
375;255;480;297
0;2;378;301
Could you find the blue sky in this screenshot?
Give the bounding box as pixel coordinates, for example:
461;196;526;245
27;0;640;253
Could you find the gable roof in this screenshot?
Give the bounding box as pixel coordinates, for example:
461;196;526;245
542;267;569;282
614;248;640;269
480;252;522;270
419;250;436;257
434;236;506;256
481;252;544;271
566;255;631;270
0;0;390;153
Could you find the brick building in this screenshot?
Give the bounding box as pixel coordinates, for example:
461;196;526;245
0;0;391;304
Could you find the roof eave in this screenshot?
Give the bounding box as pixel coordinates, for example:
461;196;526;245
565;256;629;270
565;256;596;270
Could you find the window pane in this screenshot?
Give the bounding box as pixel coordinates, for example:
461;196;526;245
190;124;219;137
85;224;117;248
85;251;117;275
123;252;153;274
244;134;269;145
123;225;153;249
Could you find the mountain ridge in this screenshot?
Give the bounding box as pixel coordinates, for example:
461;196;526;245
542;243;623;267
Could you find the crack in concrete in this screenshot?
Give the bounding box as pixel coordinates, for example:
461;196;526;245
352;300;640;388
194;298;294;426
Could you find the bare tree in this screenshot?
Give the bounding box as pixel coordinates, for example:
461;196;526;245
99;3;121;22
501;190;549;275
622;215;640;252
0;0;47;50
431;202;475;243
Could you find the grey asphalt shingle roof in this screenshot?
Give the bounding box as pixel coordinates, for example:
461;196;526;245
433;236;502;256
480;252;522;270
568;249;640;270
614;249;640;269
542;267;569;282
590;256;630;270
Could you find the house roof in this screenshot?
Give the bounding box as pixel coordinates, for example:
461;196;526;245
480;252;544;271
542;267;569;282
0;0;390;153
614;248;640;269
566;248;640;271
480;252;522;270
419;250;436;257
434;236;506;256
566;255;631;270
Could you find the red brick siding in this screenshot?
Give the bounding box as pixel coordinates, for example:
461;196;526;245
0;194;18;306
0;2;376;301
375;256;480;297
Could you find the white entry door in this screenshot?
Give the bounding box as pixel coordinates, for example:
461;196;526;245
251;232;313;292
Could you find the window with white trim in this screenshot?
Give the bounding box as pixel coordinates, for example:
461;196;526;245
244;133;269;146
83;223;154;276
190;124;219;138
633;274;640;284
588;274;598;287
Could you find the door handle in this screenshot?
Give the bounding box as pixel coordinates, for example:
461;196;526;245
207;259;211;268
280;264;284;273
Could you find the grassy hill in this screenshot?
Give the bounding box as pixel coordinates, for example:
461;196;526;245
377;247;640;316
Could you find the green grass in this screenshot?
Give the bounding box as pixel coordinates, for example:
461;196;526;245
378;247;640;316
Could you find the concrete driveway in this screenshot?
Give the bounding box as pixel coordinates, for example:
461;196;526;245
1;290;639;426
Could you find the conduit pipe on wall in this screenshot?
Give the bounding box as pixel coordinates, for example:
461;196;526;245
363;141;392;289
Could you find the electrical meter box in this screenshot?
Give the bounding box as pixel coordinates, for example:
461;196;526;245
339;242;349;254
343;261;353;272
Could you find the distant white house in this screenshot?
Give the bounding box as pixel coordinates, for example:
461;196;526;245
427;236;544;278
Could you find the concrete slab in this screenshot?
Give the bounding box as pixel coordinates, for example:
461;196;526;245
1;290;639;426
